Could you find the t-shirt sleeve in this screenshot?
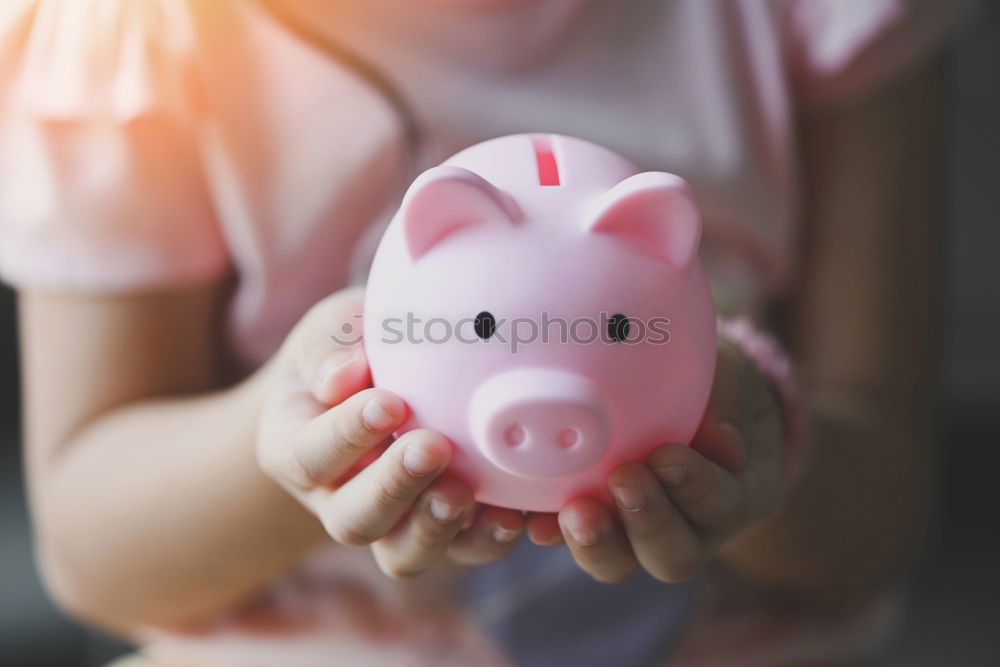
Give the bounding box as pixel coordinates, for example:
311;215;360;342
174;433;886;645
0;0;229;292
783;0;977;110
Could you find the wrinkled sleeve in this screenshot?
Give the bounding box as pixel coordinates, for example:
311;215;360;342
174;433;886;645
0;0;228;292
783;0;977;110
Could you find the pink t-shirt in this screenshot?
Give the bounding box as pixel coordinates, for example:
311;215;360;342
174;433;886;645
0;1;970;665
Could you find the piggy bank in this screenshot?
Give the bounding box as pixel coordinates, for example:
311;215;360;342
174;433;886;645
363;134;716;512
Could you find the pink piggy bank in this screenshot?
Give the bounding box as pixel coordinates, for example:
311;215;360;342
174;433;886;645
363;134;716;512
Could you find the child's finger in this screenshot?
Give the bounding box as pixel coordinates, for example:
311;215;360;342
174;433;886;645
525;513;564;546
264;387;406;491
690;416;747;473
648;442;776;535
317;429;452;546
291;288;369;405
558;497;638;583
448;505;526;565
607;460;708;583
371;476;475;579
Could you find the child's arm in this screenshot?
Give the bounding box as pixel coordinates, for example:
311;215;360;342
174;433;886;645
716;58;946;598
20;285;524;635
523;58;945;598
20;282;314;633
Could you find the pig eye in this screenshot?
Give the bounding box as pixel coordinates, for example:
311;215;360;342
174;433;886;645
474;311;496;340
608;313;631;343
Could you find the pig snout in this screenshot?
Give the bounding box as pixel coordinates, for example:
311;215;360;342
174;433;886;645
469;369;611;478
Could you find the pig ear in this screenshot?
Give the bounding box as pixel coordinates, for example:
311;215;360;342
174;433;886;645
584;172;701;269
400;165;520;261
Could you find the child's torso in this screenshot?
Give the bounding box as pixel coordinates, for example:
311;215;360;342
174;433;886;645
190;0;796;364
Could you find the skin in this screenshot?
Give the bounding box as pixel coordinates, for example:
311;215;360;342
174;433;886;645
543;60;945;595
18;59;942;667
524;337;785;585
256;287;527;578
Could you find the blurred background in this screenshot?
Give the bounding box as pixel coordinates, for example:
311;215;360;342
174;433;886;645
2;5;999;667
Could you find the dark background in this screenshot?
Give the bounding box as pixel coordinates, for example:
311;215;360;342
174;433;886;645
2;6;999;666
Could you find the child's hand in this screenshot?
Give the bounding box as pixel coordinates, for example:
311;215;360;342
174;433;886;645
257;288;525;578
525;338;785;583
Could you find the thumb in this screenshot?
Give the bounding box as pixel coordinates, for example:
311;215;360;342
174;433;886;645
289;287;370;405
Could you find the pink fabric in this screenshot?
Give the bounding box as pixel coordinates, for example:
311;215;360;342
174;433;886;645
0;0;972;364
0;1;971;665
